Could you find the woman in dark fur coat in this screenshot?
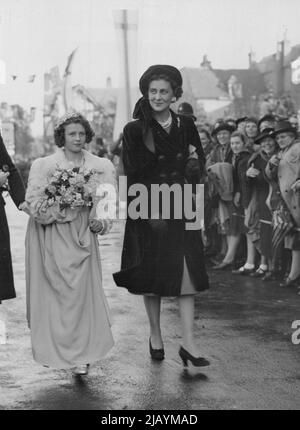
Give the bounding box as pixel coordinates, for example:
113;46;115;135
0;133;26;303
113;65;210;367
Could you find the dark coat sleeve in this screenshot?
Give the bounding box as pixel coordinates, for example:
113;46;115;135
186;117;205;172
0;133;26;208
237;153;252;208
121;121;155;187
181;116;205;183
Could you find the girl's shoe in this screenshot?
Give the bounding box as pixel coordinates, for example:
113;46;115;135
250;267;268;278
279;275;300;288
232;265;255;275
73;364;90;375
178;346;210;367
212;261;234;270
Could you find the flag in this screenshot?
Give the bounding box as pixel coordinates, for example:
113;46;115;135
63;48;78;112
271;206;293;254
63;48;78;78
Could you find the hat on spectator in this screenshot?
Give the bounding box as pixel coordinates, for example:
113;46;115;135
236;117;247;126
245;116;258;125
225;118;237;129
258;114;276;129
254;128;275;144
211;121;235;136
270;121;298;138
177;102;196;121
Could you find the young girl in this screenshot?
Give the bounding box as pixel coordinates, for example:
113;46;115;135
213;131;250;269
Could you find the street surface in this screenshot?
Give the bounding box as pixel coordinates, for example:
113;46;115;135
0;196;300;410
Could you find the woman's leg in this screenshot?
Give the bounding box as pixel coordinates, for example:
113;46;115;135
143;295;163;349
223;235;240;263
259;254;268;270
245;234;256;266
288;250;300;280
178;295;201;356
220;235;227;257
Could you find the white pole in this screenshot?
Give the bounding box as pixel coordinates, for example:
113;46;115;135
113;9;139;141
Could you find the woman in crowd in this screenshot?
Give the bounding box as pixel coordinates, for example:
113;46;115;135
236;117;247;134
243;129;277;278
232;125;263;276
113;65;210;367
197;128;213;158
25;113;115;374
265;121;300;287
0;133;26;304
212;131;250;269
207;122;234;165
196;127;217;256
258;114;276;133
206;122;234;262
244;117;259;151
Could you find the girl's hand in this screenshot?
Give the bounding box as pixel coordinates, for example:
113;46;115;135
233;192;241;207
246;163;260;178
269;154;280;167
89;219;104;233
89;219;113;235
19;201;31;215
0;171;9;187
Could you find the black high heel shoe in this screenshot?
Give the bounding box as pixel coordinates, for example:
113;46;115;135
179;346;210;367
149;338;165;361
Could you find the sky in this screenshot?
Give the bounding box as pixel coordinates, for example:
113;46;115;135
0;0;300;110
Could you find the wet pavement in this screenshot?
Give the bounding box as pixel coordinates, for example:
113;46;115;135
0;197;300;410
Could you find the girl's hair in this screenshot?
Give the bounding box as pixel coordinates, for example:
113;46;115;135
197;128;212;141
230;131;247;145
148;73;183;100
54;113;95;147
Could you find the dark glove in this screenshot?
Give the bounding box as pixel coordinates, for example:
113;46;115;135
185;159;201;184
185;158;201;177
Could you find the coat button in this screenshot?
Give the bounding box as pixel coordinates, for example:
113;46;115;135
158;155;165;163
171;171;180;179
159;173;167;180
176;152;183;161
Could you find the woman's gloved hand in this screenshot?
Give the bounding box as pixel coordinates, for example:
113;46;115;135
185;158;201;178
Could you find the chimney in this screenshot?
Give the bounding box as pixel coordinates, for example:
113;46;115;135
200;55;212;70
106;76;112;88
248;50;256;69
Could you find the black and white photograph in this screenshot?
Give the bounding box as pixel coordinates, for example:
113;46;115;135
0;0;300;412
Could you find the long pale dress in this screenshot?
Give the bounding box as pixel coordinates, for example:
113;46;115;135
25;148;115;369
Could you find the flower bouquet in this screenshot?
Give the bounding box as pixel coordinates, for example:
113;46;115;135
37;166;98;214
